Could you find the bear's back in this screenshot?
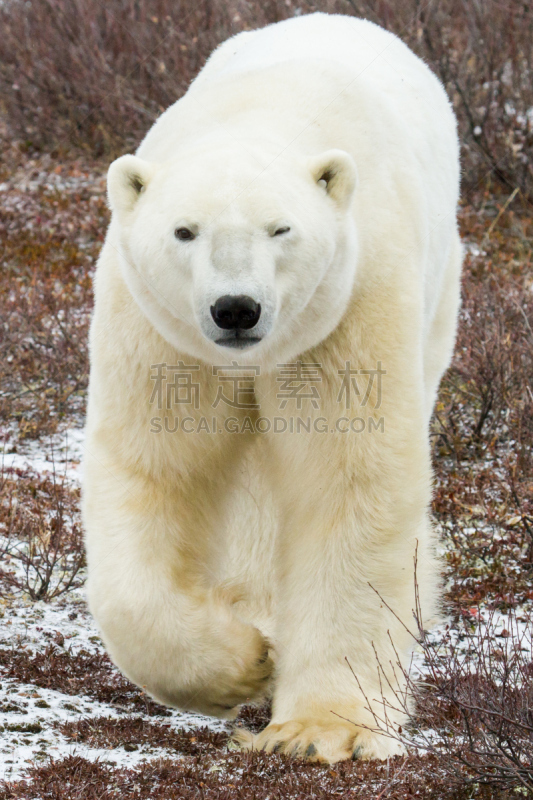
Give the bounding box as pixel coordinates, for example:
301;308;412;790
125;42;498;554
198;13;452;132
214;14;419;84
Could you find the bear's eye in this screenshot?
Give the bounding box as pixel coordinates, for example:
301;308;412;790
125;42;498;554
175;227;195;241
273;226;290;236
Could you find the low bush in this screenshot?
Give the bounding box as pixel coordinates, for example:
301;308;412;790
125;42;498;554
0;1;532;198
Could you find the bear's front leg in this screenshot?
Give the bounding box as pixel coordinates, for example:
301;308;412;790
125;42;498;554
83;451;273;718
235;364;437;762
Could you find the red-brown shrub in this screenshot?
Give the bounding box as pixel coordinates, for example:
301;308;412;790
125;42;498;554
0;1;532;197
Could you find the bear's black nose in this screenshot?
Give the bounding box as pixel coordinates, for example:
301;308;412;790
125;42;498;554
210;295;261;330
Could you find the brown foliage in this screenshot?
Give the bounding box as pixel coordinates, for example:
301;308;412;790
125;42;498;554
0;0;283;156
0;1;532;198
58;716;227;754
0;750;490;800
0;644;170;716
0;467;84;601
362;590;533;794
0;154;107;439
433;194;533;608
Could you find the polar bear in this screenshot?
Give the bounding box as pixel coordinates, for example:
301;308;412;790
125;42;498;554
82;12;462;764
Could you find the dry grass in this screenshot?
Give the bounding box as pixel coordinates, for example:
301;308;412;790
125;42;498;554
0;645;171;717
354;580;533;794
0;752;463;800
434;192;533;611
411;613;533;792
0;467;84;601
1;0;532;198
57;716;227;754
0;143;106;440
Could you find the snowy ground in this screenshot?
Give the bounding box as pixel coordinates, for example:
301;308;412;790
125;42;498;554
1;426;530;782
1;427;86;486
0;427;228;782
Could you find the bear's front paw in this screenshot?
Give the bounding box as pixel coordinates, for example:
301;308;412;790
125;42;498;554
232;718;405;764
190;623;274;718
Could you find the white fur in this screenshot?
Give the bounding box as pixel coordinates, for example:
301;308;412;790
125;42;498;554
83;12;462;763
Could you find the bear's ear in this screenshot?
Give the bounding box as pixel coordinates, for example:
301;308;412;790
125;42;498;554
308;149;357;209
107;155;157;215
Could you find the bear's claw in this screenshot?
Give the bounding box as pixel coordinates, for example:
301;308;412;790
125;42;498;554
232;719;405;764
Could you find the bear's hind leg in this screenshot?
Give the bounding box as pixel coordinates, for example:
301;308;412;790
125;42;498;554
423;233;462;422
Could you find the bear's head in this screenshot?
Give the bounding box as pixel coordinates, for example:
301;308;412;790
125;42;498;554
107;140;358;368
